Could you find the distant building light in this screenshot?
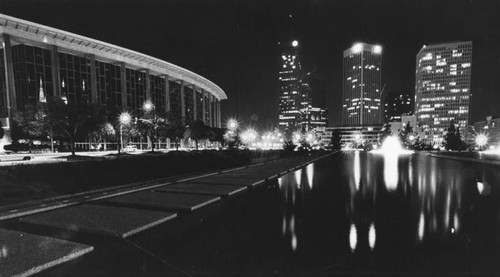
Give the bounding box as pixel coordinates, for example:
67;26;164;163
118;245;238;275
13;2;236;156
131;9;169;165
373;45;382;54
352;43;363;54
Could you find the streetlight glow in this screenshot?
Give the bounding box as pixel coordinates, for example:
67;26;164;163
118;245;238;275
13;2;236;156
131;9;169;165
227;118;238;131
292;40;299;47
119;112;132;125
118;112;132;154
143;100;154;112
476;134;488;148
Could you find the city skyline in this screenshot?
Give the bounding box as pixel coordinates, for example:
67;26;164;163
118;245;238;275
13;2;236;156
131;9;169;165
1;0;500;130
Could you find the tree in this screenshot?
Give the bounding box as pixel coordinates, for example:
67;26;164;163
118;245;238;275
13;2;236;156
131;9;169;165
163;114;184;151
51;99;104;156
443;121;464;150
135;109;171;152
208;127;225;145
184;120;209;150
13;101;60;152
330;129;342;150
224;129;239;149
88;122;115;150
283;140;296;152
399;121;418;149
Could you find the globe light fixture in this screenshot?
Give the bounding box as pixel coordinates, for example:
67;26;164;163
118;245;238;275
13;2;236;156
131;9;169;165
476;134;488;149
292;40;299;47
227;118;238;131
143;100;154;112
118;112;132;154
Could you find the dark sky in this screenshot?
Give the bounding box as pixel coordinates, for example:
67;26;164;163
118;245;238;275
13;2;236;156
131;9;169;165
2;0;500;129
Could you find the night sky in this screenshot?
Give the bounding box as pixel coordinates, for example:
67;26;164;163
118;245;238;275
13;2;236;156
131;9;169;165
2;0;500;129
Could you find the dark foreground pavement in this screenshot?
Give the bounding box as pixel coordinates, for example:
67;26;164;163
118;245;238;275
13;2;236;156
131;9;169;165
0;152;333;276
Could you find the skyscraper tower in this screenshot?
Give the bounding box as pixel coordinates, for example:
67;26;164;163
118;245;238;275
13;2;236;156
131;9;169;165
342;42;383;126
414;41;472;145
278;40;309;137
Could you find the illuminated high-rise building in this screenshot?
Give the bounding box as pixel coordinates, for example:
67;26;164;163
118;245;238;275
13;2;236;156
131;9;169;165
278;40;309;137
342;42;383;126
414;41;472;145
384;91;413;122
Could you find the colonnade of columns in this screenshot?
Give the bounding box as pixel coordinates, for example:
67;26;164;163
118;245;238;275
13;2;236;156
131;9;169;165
1;34;222;130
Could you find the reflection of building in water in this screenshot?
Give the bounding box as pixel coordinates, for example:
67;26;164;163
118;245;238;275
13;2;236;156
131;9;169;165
413;157;464;242
346;152;377;252
345;152;467;251
278;166;316;252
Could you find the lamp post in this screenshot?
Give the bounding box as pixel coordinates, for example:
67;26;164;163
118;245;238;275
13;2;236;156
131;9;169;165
227;118;239;139
119;112;131;154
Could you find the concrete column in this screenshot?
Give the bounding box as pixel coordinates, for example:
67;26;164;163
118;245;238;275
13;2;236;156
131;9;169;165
120;62;127;108
180;81;186;124
2;34;17;115
1;34;16;142
50;45;61;98
217;100;221;128
208;94;213;127
192;85;197;121
201;89;206;125
213;98;218;128
87;54;98;104
164;75;170;112
144;69;151;101
219;100;222;128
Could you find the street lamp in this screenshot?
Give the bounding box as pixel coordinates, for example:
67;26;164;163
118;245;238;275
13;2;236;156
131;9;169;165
476;134;488;151
241;128;257;145
119;112;132;153
143;100;154;112
227;118;238;131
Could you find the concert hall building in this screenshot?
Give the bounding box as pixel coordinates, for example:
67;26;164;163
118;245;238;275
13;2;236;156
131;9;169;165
0;14;226;148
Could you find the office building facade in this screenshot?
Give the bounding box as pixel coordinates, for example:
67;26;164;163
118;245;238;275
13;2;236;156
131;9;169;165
384;92;413;122
278;40;310;137
300;106;327;132
0;14;226;145
342;43;383;126
414;41;472;145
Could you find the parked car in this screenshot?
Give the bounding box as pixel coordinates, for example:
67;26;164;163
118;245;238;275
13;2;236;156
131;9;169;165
0;151;34;162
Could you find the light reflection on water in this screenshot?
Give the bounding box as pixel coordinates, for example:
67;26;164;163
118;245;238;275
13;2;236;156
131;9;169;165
0;245;8;258
354;151;361;190
349;224;357;252
275;152;500;270
368;223;376;250
383;153;399;192
306;164;314;188
278;166;317;253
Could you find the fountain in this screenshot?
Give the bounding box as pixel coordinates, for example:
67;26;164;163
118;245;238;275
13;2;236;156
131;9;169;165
370;136;413;155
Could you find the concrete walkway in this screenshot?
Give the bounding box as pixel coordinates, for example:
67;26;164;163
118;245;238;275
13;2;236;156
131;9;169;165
0;151;334;276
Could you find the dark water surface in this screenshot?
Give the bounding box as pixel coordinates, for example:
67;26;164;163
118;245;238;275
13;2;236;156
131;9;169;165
38;152;500;275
